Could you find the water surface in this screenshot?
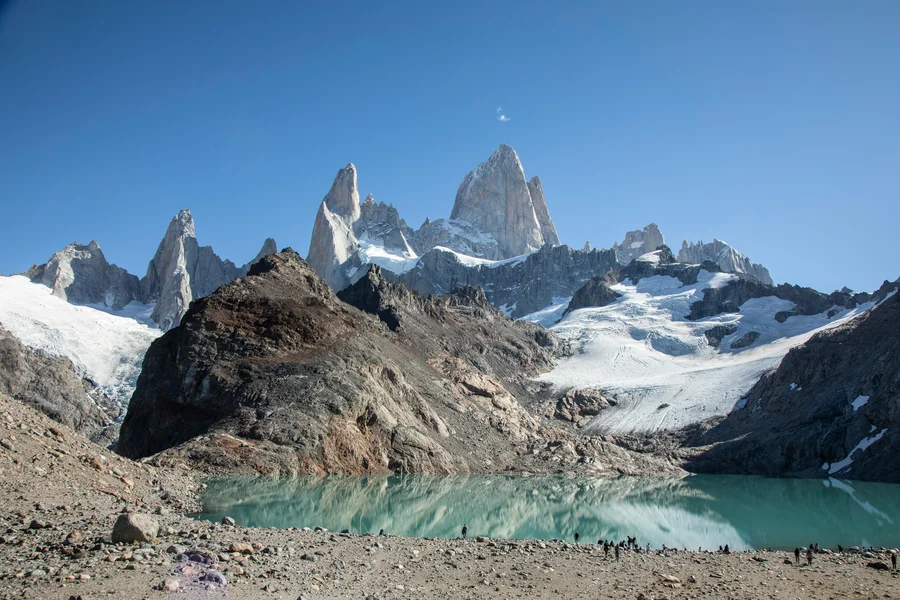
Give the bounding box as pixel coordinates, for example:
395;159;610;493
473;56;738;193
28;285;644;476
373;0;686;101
194;474;900;551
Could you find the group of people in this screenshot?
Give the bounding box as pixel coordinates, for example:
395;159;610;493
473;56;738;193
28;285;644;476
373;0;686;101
451;526;897;570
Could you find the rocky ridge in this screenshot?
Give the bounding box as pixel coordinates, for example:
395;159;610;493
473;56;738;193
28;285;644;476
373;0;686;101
686;284;900;482
117;250;678;477
678;238;773;285
24;210;277;332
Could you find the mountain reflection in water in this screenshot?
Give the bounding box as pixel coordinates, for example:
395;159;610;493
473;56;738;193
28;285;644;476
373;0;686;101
194;474;900;551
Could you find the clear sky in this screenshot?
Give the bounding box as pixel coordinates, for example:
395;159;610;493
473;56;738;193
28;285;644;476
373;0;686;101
1;0;898;293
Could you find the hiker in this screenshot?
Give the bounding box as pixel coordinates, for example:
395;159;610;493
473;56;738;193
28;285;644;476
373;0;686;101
574;531;579;543
646;543;651;554
723;544;730;555
794;547;800;564
615;544;621;562
604;541;610;559
806;548;813;566
461;524;468;539
892;552;897;571
379;529;385;536
837;544;843;553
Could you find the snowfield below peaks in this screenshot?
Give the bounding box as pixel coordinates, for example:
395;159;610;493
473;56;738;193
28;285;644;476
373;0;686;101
0;275;161;408
533;271;873;435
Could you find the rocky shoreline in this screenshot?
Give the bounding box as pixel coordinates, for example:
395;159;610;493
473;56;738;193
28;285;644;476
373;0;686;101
2;393;899;600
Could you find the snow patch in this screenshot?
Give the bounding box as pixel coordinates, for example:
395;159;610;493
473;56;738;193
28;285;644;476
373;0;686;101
0;275;161;408
851;395;869;411
534;270;874;435
826;429;888;475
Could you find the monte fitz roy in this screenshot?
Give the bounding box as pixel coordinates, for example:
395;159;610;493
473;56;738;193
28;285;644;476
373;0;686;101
0;144;897;482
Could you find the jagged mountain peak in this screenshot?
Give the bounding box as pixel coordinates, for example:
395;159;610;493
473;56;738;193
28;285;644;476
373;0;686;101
614;223;666;265
323;163;360;222
678;237;773;285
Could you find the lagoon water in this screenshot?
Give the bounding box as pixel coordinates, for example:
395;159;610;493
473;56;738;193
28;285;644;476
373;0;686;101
194;474;900;551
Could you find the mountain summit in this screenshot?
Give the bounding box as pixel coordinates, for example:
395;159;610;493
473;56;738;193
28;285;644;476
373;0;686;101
451;144;557;258
306;144;561;290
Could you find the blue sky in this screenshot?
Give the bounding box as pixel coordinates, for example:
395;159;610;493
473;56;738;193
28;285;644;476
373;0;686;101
1;0;898;292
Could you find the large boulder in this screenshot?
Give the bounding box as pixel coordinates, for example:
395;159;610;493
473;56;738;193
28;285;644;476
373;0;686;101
111;513;159;543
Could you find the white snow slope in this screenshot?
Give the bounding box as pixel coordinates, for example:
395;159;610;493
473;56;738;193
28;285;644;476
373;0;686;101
0;275;161;408
530;271;873;435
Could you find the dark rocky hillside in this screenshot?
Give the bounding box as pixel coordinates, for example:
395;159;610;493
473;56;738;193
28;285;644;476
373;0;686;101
686;287;900;482
118;251;677;477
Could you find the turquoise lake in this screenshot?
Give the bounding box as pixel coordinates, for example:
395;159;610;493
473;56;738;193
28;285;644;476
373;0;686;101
194;474;900;551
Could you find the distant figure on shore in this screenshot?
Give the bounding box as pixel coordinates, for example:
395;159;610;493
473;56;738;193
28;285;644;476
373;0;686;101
461;524;468;539
604;541;610;558
574;531;579;542
838;544;843;553
615;544;621;562
646;543;651;553
806;548;813;566
794;548;800;564
892;552;897;571
379;529;385;536
723;544;730;555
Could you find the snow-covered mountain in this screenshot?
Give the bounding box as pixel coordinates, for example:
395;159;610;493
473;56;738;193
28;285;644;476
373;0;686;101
529;250;893;435
306;144;560;290
0;210;277;439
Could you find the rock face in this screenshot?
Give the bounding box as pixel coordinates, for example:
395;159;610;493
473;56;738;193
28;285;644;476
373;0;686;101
141;210;275;331
527;176;560;247
678;239;773;285
553;388;612;422
24;241;140;310
117;251;566;475
450;144;551;258
306;165;364;290
563;275;621;316
0;325;118;445
687;285;900;482
613;223;665;265
396;243;621;318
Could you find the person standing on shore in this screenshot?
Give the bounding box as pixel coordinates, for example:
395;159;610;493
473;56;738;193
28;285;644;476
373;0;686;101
604;541;610;559
794;548;800;564
615;544;621;562
806;548;813;566
892;552;897;571
574;532;579;543
461;524;467;540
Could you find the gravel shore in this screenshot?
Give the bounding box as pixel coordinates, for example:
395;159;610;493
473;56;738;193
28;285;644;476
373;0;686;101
2;393;898;600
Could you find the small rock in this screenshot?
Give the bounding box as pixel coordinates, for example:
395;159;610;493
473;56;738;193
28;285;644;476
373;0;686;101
162;580;179;592
166;544;186;555
301;553;317;562
264;583;277;593
868;561;890;571
203;570;228;585
222;516;236;526
229;542;254;555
